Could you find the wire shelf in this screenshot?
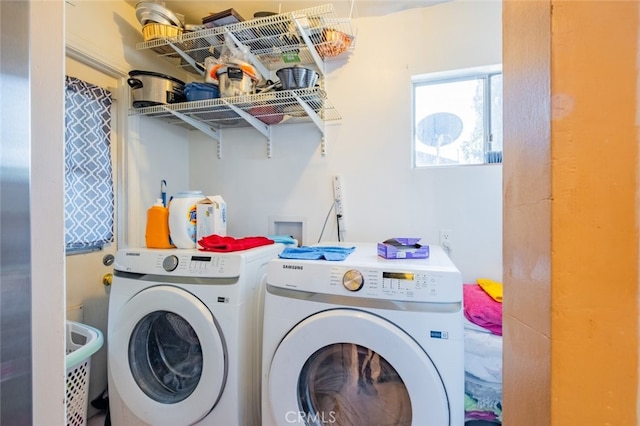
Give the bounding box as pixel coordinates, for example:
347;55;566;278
132;4;351;155
128;87;340;130
136;4;355;74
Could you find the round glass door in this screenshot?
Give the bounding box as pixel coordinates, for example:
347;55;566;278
109;285;226;425
129;310;202;404
266;309;450;425
298;343;412;426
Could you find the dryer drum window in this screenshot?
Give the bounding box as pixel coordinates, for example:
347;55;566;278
128;310;203;403
297;343;412;425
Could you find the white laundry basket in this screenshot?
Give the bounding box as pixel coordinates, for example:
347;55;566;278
66;321;104;426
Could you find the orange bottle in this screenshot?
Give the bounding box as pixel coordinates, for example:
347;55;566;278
145;199;174;248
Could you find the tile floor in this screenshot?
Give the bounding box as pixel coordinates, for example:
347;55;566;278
87;413;106;426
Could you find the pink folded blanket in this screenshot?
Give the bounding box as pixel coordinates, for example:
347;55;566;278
463;284;502;335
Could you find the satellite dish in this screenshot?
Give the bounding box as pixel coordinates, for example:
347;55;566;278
416;112;463;164
417;112;463;147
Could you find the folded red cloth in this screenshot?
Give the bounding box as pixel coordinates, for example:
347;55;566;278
198;234;274;252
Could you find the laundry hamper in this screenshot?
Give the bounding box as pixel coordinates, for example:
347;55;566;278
66;321;104;426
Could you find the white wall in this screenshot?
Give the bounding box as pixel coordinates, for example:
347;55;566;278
189;0;503;283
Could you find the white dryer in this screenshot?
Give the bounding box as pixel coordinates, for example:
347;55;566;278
262;243;464;426
107;245;282;426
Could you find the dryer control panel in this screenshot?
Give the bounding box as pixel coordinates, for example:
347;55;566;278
267;243;462;303
267;244;462;304
331;267;458;303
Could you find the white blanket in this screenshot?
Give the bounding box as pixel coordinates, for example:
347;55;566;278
464;321;503;384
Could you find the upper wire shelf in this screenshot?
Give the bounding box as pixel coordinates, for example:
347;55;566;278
136;4;355;74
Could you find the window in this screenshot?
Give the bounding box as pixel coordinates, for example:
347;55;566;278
64;76;114;253
412;66;502;167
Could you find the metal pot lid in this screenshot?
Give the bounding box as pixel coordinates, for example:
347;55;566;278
128;70;186;86
137;11;173;26
135;2;183;27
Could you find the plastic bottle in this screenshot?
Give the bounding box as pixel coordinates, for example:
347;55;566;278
145;199;174;249
169;191;205;249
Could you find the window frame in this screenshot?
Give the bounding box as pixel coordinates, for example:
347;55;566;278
411;65;502;168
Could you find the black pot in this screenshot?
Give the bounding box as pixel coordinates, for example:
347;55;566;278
127;70;186;108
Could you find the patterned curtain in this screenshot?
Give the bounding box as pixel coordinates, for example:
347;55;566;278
64;76;114;252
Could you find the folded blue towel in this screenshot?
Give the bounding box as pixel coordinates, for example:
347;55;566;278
278;246;355;261
267;235;299;246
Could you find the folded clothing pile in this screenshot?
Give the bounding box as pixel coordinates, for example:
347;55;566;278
463;279;503;425
198;234;274;252
278;246;355;261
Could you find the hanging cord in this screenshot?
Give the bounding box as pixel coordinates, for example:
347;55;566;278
317;201;335;243
336;211;342;242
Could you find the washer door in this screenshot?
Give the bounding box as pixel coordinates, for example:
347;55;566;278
109;285;226;425
267;309;450;425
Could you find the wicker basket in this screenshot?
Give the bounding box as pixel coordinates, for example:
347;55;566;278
314;29;352;58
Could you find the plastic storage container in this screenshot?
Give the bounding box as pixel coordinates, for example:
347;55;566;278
169;191;205;248
184;82;220;101
66;321;104;426
145;198;174;248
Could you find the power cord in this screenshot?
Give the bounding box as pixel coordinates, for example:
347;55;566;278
317;198;346;243
317;201;335;243
441;241;453;255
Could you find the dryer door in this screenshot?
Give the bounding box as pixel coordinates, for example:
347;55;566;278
267;309;450;425
109;285;226;425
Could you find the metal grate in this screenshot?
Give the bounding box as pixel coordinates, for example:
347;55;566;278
128;87;341;130
136;4;355;74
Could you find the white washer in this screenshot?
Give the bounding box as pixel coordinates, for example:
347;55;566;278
262;243;464;426
107;245;282;426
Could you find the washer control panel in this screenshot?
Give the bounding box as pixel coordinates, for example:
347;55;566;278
115;249;242;278
155;253;241;277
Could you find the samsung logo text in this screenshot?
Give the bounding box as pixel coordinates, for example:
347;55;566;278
282;265;303;270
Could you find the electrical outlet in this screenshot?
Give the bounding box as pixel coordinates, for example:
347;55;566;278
333;176;347;232
440;229;453;253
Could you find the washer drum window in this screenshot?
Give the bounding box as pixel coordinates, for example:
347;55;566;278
108;285;227;426
129;311;202;404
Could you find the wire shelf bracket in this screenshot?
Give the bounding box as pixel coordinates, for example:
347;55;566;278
166;40;205;76
161;106;223;158
222;99;275;158
223;29;271;81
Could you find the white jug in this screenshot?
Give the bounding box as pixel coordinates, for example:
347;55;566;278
168;191;205;249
